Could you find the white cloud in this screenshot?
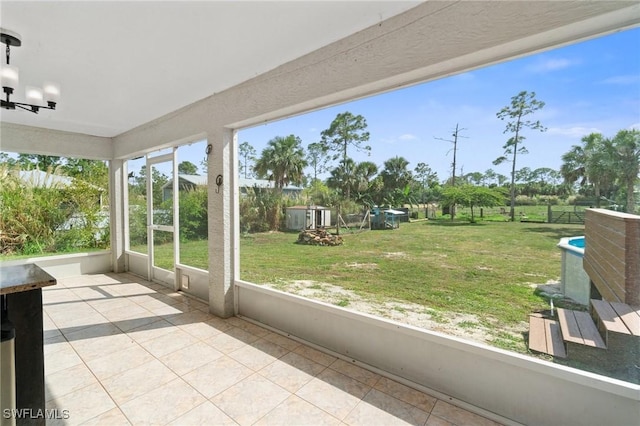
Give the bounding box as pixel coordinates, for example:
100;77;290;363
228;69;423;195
629;122;640;130
547;126;601;138
399;133;417;141
526;58;575;73
601;75;640;85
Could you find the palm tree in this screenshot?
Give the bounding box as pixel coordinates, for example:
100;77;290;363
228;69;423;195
560;133;613;207
254;135;307;190
610;129;640;213
327;158;358;199
381;156;412;190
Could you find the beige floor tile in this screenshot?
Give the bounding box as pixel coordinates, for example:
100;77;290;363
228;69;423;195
262;331;303;351
107;282;157;297
87;295;138;313
101;359;179;405
160;341;224;376
296;369;371;420
165;309;212;326
99;303;152;323
375;377;438;413
210;373;290;426
138;327;200;358
329;358;381;387
86;343;156;381
112;313;164;333
69;330;138;362
120;378;206;426
182;355;253;398
178;318;227;340
147;302;194;317
80;407;131;425
426;414;455;426
254;394;341;426
167;401;237;425
225;317;270;337
47;303;107;331
344;388;430;426
228;338;289;371
43;334;70;356
205;330;254;354
69;285;113;302
44;342;83;376
258;352;326;392
45;363;100;403
42;287;82;304
293;344;338;366
126;319;175;343
48;382;116;425
431;401;501;426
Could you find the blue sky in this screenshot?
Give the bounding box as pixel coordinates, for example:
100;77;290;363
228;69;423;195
233;27;640;182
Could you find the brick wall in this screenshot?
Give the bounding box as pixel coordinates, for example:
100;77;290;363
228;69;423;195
584;209;640;305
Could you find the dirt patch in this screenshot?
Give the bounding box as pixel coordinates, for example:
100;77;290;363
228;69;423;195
344;263;378;270
262;279;527;347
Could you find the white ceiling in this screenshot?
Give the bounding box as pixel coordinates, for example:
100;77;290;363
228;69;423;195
0;1;419;138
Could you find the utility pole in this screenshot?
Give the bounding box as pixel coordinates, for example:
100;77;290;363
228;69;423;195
435;124;468;220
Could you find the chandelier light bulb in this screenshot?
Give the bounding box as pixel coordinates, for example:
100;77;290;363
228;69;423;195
1;64;18;90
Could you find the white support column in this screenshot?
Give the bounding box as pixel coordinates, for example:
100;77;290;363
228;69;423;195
109;159;126;273
207;128;237;317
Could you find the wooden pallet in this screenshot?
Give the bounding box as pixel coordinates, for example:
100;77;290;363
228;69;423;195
529;315;566;358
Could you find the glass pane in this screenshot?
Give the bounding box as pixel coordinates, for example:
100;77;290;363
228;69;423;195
153;230;174;271
127;157;147;254
151;161;173;226
177;141;209;270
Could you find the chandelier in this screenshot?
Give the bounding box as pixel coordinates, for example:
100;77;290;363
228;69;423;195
1;28;60;113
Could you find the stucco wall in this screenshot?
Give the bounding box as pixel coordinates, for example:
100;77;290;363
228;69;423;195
584;209;640;305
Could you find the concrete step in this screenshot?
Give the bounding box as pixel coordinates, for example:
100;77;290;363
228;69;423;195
557;308;606;349
529;315;566;358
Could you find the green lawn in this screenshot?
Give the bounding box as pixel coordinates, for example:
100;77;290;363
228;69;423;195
138;220;585;352
238;221;584;326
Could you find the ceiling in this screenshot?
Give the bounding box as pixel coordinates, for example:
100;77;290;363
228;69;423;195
0;1;419;138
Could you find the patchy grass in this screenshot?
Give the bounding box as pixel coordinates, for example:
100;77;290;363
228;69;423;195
239;221;584;327
140;220;585;353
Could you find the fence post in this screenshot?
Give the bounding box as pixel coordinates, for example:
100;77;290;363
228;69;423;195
547;204;552;223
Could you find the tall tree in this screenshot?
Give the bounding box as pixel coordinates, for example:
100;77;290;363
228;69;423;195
381;156;412;190
254;135;307;189
239;141;256;179
63;159;109;188
326;158;358;200
493;91;546;221
17;154;62;170
306;142;329;181
560;133;613;207
320;112;370;164
610;129;640;213
178;161;199;175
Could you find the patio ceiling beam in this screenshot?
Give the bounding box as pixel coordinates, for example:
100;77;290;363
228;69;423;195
112;1;639;159
0;122;113;160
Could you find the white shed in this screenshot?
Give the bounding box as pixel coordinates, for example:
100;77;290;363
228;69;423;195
286;206;331;230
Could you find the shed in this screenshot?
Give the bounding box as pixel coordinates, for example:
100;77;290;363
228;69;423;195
371;207;404;229
286;206;331;230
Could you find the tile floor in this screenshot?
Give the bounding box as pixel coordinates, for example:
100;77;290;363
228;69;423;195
42;273;503;426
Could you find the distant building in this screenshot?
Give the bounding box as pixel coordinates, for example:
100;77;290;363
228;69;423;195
162;174;303;200
286;206;331;230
